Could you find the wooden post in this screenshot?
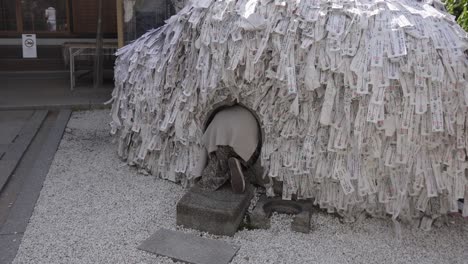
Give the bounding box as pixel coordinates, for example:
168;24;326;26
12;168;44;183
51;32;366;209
117;0;124;48
15;0;23;32
93;0;104;88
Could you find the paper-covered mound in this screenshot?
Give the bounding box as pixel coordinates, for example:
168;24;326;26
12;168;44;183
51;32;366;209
110;0;468;223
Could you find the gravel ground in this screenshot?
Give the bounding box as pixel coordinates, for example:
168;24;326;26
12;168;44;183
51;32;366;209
13;110;468;264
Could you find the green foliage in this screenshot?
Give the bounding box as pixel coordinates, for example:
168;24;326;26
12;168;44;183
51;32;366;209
445;0;468;31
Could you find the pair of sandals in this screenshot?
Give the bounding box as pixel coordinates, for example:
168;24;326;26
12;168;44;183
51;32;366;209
228;157;246;194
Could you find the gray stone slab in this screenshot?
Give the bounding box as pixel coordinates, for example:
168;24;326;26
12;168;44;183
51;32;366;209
177;184;254;236
0;233;23;264
0;112;57;226
0;109;52;229
0;111;33;145
138;228;239;264
0;110;71;234
0;77;112;111
0;144;7;159
0;110;47;192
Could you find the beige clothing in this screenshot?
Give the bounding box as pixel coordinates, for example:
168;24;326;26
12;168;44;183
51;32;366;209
193;106;259;177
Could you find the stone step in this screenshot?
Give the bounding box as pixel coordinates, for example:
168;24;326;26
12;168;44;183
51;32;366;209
0;58;66;71
177;184;254;236
0;110;48;192
0;110;71;264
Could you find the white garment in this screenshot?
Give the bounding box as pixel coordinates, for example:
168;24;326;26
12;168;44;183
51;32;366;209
193;106;260;177
45;7;56;22
45;7;56;31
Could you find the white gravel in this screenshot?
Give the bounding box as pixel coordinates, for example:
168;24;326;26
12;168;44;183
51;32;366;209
13;110;468;264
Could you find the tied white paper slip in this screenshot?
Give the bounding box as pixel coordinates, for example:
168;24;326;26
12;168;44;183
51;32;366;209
193;0;212;9
370;35;385;67
326;14;346;36
388;29;407;58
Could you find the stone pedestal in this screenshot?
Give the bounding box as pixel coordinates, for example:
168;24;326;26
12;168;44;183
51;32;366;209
250;195;313;233
176;184;254;236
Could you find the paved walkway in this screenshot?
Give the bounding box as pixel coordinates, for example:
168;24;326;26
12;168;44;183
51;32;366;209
0;110;71;264
0;71;110;263
0;111;33;161
0;72;113;110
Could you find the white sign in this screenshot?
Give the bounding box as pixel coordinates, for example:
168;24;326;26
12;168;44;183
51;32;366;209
22;34;37;58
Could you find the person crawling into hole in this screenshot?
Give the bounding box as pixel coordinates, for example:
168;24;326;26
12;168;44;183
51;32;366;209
192;105;265;193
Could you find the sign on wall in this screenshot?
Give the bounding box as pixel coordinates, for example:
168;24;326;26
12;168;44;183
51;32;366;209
22;34;37;58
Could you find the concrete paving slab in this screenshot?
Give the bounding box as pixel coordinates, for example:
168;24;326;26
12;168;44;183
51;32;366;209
177;185;254;236
0;111;33;145
0;144;8;159
0;110;71;235
138;228;240;264
0;78;112;110
0;110;33;122
0;111;47;191
0;233;23;264
0;112;59;228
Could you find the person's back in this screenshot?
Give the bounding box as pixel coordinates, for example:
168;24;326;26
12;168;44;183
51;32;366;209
202;105;259;162
194;105;260;193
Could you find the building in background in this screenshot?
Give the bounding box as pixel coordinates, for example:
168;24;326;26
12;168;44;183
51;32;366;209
122;0;186;44
0;0;117;71
0;0;185;72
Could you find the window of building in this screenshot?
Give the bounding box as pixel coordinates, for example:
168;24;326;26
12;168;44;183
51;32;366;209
0;0;17;31
0;0;118;36
0;0;69;34
21;0;69;32
123;0;175;43
71;0;116;34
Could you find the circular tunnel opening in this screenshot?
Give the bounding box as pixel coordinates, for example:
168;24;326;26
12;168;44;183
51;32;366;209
202;101;264;165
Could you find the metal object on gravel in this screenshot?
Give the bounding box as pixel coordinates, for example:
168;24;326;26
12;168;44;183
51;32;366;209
177;184;254;236
138;228;239;264
0;110;47;191
251;195;313;233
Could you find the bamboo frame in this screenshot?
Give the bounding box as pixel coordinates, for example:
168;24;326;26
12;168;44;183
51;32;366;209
116;0;124;48
94;0;104;88
15;0;23;32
